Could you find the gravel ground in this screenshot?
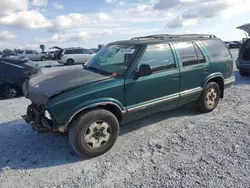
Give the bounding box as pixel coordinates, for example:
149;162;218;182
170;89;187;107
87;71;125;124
1;50;250;188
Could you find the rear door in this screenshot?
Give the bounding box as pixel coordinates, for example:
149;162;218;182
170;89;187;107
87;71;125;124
174;41;210;105
125;42;180;119
72;49;83;63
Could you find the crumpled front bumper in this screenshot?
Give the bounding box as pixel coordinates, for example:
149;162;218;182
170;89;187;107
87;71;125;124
22;104;54;133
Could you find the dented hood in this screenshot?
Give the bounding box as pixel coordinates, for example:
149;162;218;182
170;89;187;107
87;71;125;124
23;68;110;104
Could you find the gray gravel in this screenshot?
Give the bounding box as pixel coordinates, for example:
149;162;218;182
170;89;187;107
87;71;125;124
1;50;250;188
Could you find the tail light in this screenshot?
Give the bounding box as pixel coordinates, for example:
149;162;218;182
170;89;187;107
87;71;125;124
24;69;38;75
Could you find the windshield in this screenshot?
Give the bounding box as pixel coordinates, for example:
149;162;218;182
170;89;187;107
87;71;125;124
85;44;141;76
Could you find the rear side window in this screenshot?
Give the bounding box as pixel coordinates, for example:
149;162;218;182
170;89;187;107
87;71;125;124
72;49;83;54
138;43;176;73
194;43;206;64
177;42;199;67
202;40;231;61
83;49;93;54
64;50;72;54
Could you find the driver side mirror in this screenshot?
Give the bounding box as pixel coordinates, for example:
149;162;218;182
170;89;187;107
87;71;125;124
134;64;153;79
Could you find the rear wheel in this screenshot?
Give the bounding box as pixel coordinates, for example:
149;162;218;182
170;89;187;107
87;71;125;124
197;82;220;113
69;109;119;157
239;69;249;76
3;85;21;99
66;59;74;65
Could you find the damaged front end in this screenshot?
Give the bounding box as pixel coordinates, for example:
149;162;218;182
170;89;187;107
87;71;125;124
22;104;68;133
22;104;56;133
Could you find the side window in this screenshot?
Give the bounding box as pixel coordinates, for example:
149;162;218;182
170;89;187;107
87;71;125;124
193;43;206;64
202;39;231;61
72;49;83;54
177;41;199;67
32;51;38;54
83;49;93;54
26;50;33;54
64;50;72;54
138;43;176;73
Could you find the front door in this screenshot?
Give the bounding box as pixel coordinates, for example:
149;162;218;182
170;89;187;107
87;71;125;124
125;43;180;120
174;41;210;105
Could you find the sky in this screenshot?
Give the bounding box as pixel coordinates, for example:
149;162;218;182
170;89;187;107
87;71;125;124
0;0;249;51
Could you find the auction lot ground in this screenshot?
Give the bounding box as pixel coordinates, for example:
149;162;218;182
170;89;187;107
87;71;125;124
1;49;250;188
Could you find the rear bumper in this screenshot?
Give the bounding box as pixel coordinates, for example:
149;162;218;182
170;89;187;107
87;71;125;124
224;76;235;89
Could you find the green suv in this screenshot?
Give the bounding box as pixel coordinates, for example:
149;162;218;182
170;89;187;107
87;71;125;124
23;34;235;157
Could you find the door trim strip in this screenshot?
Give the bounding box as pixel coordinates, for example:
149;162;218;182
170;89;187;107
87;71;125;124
127;87;203;113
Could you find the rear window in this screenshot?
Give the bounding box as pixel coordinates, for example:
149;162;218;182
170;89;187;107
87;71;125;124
202;39;232;61
64;50;72;54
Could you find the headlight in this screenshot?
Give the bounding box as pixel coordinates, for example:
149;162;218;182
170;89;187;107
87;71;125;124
45;110;52;120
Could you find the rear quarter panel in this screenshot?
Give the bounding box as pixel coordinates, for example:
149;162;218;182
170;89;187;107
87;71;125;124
201;39;233;79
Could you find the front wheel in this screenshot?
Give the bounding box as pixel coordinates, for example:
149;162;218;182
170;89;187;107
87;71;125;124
197;82;220;113
239;69;249;76
69;109;119;158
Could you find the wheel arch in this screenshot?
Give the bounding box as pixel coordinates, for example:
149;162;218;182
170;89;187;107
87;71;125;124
203;73;224;98
67;101;125;127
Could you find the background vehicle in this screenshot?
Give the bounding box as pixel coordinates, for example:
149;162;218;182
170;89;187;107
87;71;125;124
236;23;250;76
23;34;235;158
233;41;243;48
19;50;46;61
58;48;95;65
225;41;238;49
0;56;41;98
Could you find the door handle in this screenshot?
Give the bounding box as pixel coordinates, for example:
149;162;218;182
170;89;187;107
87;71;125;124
204;68;209;73
173;73;179;80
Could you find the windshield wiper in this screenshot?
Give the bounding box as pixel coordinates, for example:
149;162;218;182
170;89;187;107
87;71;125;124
83;65;111;76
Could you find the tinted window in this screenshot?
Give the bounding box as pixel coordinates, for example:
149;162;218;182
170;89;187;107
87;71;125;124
194;43;206;64
177;42;199;67
138;43;176;73
64;50;72;54
32;51;38;54
72;49;83;54
202;40;231;61
26;50;33;54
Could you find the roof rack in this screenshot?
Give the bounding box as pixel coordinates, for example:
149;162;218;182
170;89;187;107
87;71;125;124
131;34;216;40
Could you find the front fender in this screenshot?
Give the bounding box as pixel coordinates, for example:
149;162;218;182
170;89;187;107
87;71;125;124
52;98;126;125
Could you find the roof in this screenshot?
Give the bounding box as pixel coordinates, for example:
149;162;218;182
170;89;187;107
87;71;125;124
108;34;217;45
237;23;250;35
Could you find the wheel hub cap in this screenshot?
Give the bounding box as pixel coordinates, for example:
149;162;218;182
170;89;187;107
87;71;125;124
206;88;217;107
84;122;111;148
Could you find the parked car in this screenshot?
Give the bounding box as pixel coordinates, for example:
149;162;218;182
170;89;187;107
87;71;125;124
19;50;47;61
224;41;230;48
58;48;95;65
0;56;41;98
225;41;238;49
236;38;250;76
22;34;235;157
233;41;243;48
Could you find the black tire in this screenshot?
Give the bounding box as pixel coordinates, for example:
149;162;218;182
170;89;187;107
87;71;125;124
3;85;20;99
41;57;46;61
66;59;74;65
69;109;119;158
197;82;221;113
239;69;249;76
